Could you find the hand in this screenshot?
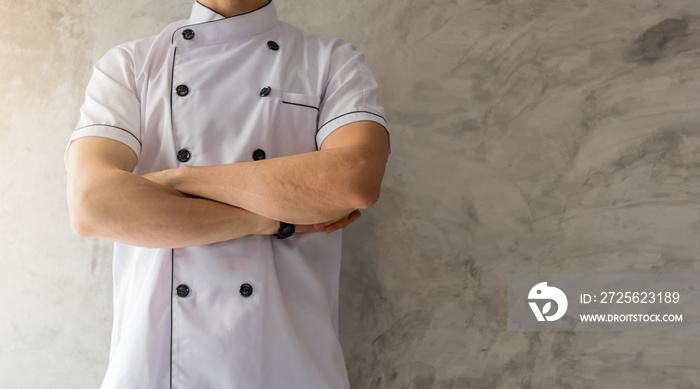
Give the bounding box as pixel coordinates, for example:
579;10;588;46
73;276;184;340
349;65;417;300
308;209;362;234
263;210;362;235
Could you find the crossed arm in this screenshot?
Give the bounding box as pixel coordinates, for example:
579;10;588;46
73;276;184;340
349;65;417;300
66;120;389;248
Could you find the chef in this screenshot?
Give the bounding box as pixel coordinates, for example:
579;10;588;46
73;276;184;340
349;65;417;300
64;0;391;388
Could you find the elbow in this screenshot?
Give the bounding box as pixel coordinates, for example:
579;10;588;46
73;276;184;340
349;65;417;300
67;187;97;238
349;182;382;210
347;155;385;209
69;211;94;238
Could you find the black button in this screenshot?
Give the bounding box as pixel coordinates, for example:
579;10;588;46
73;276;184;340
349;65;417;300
260;86;271;97
267;41;279;51
176;284;190;298
177;149;191;163
252;149;266;161
182;29;195;40
175;84;189;97
239;283;253;298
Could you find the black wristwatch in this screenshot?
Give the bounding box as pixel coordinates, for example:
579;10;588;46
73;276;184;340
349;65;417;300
274;221;295;239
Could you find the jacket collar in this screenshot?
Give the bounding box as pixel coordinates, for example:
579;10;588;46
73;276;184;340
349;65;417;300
173;1;278;47
189;1;226;23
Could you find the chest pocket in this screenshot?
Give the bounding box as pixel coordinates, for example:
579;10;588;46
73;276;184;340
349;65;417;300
273;92;321;157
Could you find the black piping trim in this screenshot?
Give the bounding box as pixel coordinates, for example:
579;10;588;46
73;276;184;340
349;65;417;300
317;111;386;133
169;47;180;163
172;0;273;44
281;101;320;111
74;124;142;146
170;248;174;389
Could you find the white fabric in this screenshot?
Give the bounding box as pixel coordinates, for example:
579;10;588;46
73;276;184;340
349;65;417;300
66;1;390;388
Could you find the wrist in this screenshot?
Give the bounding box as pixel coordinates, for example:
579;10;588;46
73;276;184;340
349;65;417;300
257;215;279;235
172;165;200;193
171;165;191;191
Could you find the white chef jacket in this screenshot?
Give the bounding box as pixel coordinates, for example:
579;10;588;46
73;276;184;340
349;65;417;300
66;1;390;388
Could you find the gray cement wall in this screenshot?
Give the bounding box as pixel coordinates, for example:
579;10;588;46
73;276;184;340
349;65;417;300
2;0;700;387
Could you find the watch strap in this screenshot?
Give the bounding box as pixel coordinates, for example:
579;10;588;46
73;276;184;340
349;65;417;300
275;221;295;239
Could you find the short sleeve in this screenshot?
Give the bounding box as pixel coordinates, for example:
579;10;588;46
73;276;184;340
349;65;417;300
316;42;391;162
65;46;142;167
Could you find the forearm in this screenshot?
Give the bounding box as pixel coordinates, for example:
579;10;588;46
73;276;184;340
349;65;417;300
68;167;274;248
170;145;380;225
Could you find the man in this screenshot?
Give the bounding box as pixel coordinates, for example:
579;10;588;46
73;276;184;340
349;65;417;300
65;0;391;387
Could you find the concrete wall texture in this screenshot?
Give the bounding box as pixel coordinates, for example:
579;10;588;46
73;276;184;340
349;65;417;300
2;0;700;387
